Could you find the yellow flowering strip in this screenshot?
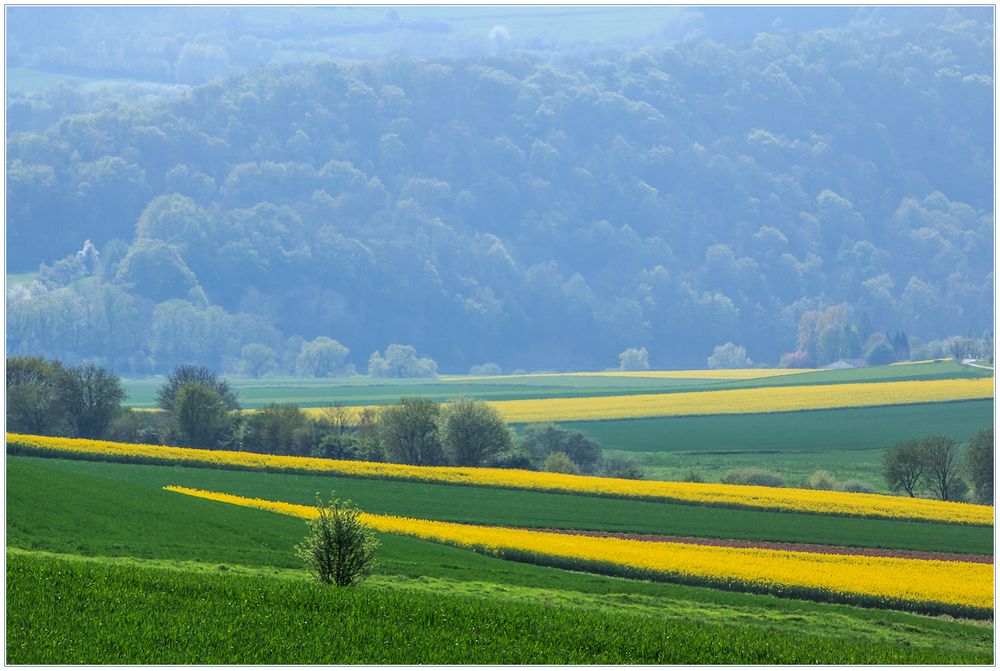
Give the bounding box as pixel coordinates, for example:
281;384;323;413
164;486;994;616
303;377;993;423
8;433;993;525
455;378;995;423
446;369;812;381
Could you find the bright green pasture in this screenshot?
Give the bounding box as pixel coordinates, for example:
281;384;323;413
9;551;989;665
6;457;993;663
9;457;992;554
8;550;990;665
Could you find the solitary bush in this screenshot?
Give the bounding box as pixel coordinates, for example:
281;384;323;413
807;470;836;490
720;468;785;488
544;451;580;475
294;493;379;587
682;470;705;483
838;480;875;494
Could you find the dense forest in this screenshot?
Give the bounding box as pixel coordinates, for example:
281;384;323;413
6;7;994;374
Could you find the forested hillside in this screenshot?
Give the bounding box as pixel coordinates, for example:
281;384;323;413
6;7;993;374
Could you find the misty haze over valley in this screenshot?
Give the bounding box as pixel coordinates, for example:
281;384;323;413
6;5;994;375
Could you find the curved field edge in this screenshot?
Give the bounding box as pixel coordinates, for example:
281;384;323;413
14;457;991;555
7;461;992;663
8;553;985;665
165;486;994;619
9;434;993;526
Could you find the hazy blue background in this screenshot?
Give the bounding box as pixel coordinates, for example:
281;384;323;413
6;6;994;374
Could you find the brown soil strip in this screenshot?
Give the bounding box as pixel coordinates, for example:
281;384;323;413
527;528;994;564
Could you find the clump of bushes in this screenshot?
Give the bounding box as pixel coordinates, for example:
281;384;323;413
837;480;875;494
720;468;785;488
544;452;580;475
807;470;836;490
601;453;644;480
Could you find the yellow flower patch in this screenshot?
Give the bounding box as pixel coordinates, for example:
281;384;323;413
446;368;812;381
164;486;994;612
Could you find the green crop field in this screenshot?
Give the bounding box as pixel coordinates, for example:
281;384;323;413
561;399;994;487
9;457;993;559
119;374;721;408
563;399;993;453
119;360;992;409
7;359;995;663
8;552;989;665
6;456;993;664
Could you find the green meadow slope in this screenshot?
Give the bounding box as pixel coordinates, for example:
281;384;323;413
10;457;992;554
6;456;993;664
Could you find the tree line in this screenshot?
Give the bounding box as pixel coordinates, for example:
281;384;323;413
5;355;643;479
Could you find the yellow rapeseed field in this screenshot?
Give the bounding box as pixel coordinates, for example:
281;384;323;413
304;377;993;423
8;433;993;525
165;486;994;612
469;378;995;422
446;369;812;381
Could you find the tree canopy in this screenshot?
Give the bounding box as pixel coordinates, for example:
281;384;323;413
6;8;993;374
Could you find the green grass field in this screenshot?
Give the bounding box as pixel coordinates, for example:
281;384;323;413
8;551;990;665
10;457;993;557
120;374;720;408
561;399;993;486
119;360;992;409
6;455;993;664
563;400;993;453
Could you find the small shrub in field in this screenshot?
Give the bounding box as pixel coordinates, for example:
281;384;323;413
720;469;785;488
295;493;379;586
838;480;875;494
807;470;836;490
544;451;580;475
682;470;705;483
